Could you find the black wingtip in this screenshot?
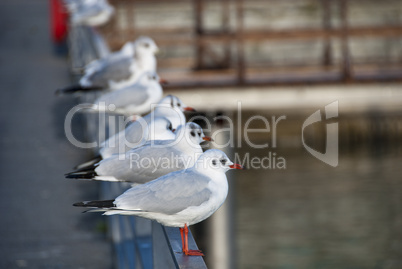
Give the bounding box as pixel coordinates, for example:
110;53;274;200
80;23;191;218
73;200;116;208
55;84;82;95
55;84;104;95
65;171;98;179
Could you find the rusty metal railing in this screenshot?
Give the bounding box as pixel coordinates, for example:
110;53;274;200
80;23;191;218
96;0;402;88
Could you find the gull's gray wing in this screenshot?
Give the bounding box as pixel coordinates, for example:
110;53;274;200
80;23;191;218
99;119;149;157
86;55;133;87
95;83;149;108
96;142;187;183
115;169;212;214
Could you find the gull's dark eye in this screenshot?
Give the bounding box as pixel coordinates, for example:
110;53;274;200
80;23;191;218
198;132;201;136
177;103;181;107
220;159;227;165
143;43;150;48
212;160;217;166
190;131;196;137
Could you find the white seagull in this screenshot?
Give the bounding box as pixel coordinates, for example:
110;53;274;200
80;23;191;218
74;116;175;170
66;0;115;27
98;95;194;158
73;149;244;256
57;36;158;94
66;122;213;183
91;71;163;116
73;95;195;169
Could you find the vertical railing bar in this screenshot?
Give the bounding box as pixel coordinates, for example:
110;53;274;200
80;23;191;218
222;0;231;68
110;215;126;269
236;0;245;84
321;0;332;67
133;217;153;269
130;0;136;36
340;0;352;81
194;0;204;70
120;216;136;269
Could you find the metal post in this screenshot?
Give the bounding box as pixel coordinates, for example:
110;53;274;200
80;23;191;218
321;0;332;67
206;116;236;269
222;0;231;68
129;0;135;33
236;0;245;84
340;0;352;81
194;0;204;69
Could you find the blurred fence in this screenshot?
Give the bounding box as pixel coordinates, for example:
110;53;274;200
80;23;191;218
96;0;402;88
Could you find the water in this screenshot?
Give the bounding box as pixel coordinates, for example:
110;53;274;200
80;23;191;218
235;142;402;268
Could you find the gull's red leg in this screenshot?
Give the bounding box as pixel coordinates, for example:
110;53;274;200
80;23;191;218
183;225;189;254
179;227;185;251
183;224;204;256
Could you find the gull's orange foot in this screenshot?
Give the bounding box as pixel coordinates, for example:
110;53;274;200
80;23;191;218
184;249;204;256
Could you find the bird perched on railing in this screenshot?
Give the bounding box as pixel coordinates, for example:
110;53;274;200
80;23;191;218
56;36;159;94
73;95;195;169
74;149;244;256
99;95;194;158
89;71;164;116
64;0;115;27
66;122;213;183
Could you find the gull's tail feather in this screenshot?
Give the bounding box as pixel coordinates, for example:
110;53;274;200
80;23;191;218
55;84;103;95
65;161;100;179
74;201;145;215
66;167;125;182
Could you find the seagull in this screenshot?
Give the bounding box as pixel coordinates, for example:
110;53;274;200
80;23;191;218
91;71;163;116
66;122;213;183
74;116;175;169
73;95;195;169
98;95;194;158
65;0;115;27
57;36;158;94
73;149;244;256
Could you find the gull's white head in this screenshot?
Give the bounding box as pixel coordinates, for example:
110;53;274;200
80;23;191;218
195;149;243;173
134;36;159;56
152;95;196;130
147;117;175;140
158;95;195;113
175;122;212;147
137;71;161;86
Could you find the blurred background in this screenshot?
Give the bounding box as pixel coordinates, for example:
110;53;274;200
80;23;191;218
1;0;402;268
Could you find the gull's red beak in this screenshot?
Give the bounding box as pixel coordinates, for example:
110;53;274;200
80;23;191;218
159;78;168;85
184;107;196;112
202;136;213;142
229;163;244;169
